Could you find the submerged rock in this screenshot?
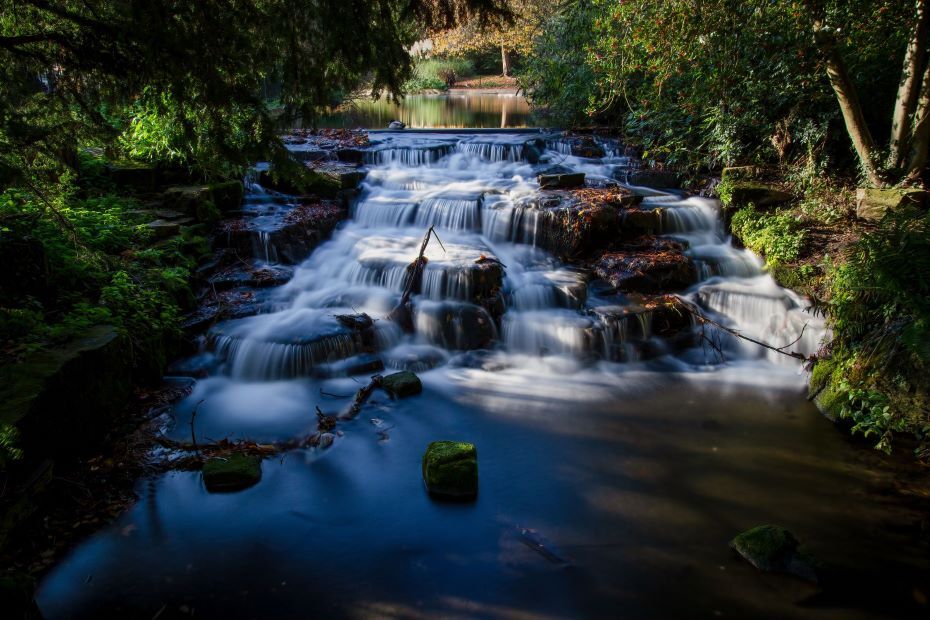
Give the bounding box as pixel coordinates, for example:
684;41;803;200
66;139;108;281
380;370;423;397
730;525;819;583
422;441;478;499
202;453;262;493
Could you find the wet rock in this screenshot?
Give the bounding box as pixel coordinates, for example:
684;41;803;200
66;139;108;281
318;432;335;449
208;264;293;291
730;525;819;583
538;172;585;189
313;163;367;190
415;301;497;350
162;182;244;222
628;169;681;189
336;148;367;164
270;201;348;264
388;120;406;130
380;370;423;397
335;313;374;331
202;453;262;492
182;288;269;334
522;138;545;163
594;238;697;292
621;207;663;237
855;187;927;221
257;167;340;196
422;441;478;499
570;135;606;158
525;190;623;258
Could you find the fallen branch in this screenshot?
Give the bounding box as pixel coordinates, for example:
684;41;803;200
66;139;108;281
387;226;444;329
339;375;383;420
679;299;813;362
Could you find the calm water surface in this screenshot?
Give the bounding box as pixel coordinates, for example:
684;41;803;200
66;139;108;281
36;129;930;619
319;93;533;129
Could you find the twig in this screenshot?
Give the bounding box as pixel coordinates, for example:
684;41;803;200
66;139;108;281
680;300;812;361
388;226;442;329
339;375;383;420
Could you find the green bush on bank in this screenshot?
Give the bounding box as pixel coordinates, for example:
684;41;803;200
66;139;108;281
823;209;930;453
404;58;475;92
730;205;806;267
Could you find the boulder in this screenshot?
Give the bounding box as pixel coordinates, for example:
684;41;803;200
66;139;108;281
620;207;663;237
202;453;262;492
628;169;681;189
538;172;585;189
570;136;606;159
422;441;478;499
855;187;927;222
314;163;367;190
526;190;622;258
724;182;794;209
388;120;406;130
730;525;819;583
594;238;697;293
0;325;132;458
380;370;423;397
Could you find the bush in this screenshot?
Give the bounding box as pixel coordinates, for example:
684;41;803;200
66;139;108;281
404;58;475;92
730;205;806;266
825;208;930;453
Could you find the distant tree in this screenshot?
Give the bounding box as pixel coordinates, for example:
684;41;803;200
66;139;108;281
430;0;546;76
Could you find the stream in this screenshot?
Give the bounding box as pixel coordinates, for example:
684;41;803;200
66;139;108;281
36;121;930;618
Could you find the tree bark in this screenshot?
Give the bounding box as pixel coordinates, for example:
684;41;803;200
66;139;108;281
907;60;930;180
814;21;883;186
501;44;511;77
890;0;930;169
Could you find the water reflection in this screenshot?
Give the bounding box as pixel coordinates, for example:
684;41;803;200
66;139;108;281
318;93;534;129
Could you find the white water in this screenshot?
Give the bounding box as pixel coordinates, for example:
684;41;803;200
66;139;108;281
205;131;825;381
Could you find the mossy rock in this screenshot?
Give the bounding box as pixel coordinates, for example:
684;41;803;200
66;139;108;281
730;525;819;583
722;181;794;209
202;453;262;493
381;371;423;397
422;441;478;499
809;358;845;421
209;180;245;212
855;187;927;222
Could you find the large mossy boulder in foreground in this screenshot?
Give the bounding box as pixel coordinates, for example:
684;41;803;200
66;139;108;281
422;441;478;499
730;525;819;583
381;371;423;397
202;453;262;493
855;187;927;221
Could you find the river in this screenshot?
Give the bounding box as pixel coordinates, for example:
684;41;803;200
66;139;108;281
36;96;930;619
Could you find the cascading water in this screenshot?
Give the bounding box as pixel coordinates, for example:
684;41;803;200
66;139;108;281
201;130;824;381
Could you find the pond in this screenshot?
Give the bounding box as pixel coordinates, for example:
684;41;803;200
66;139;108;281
318;92;535;129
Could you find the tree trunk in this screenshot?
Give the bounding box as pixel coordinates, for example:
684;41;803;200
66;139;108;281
814;21;883;186
907;60;930;180
890;0;930;169
501;44;511;77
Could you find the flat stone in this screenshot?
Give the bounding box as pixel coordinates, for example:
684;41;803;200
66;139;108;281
594;238;697;293
380;370;423;397
422;440;478;499
314;163;367;190
724;182;794;209
538;172;585;189
730;524;819;583
202;453;262;493
855;187;927;221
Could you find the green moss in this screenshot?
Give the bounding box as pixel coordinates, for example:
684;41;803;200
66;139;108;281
202;453;262;492
730;205;805;266
422;441;478;499
730;524;818;582
381;371;423;398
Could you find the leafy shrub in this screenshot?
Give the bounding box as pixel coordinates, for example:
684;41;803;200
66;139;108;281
404;58;475;92
826;208;930;452
730;205;806;266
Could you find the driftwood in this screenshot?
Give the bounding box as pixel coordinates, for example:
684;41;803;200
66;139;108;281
339;375;383;420
387;226;444;329
679;299;812;363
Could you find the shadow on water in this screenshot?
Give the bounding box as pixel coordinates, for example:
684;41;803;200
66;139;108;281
36;368;930;619
318;93;534;129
